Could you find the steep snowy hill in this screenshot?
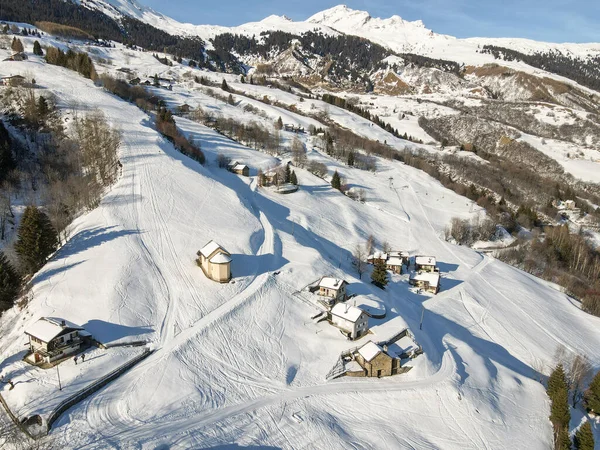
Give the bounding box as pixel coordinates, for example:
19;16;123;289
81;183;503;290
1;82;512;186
0;0;600;443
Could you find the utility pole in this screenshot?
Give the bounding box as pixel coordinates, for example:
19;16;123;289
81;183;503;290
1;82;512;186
419;305;425;330
56;365;62;391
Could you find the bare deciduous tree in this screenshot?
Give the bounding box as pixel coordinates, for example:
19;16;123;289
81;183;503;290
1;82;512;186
353;244;366;279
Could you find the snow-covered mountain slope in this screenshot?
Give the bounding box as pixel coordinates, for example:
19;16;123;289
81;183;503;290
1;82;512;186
0;27;599;449
307;5;600;61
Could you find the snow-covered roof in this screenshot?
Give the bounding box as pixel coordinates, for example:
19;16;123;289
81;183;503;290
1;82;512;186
200;240;228;258
233;164;248;170
415;256;437;266
386;336;418;358
318;277;346;291
25;317;84;343
389;251;409;258
209;252;232;264
410;272;440;286
358;341;383;362
368;251;388;260
331;303;365;322
386;256;403;266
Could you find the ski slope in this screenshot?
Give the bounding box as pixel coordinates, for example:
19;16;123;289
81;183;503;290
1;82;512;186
0;32;599;450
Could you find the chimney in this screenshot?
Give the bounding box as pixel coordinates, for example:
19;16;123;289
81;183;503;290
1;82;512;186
61;320;66;327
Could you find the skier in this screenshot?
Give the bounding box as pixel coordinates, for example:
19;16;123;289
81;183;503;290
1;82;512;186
73;355;78;365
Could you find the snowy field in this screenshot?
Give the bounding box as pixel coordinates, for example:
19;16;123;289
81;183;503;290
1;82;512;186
0;29;599;449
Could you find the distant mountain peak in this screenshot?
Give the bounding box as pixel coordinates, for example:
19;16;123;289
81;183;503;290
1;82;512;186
260;14;294;24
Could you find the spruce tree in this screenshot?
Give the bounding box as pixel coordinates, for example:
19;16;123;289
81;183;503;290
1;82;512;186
547;364;568;398
585;371;600;413
574;422;595;450
550;386;570;430
290;171;298;186
331;170;341;190
0;122;15;183
0;251;20;312
347;151;355;166
284;164;291;184
33;40;43;56
14;206;59;275
221;79;229;92
370;260;388;289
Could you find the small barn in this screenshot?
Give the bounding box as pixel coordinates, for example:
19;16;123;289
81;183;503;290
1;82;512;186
197;240;232;283
415;256;437;272
316;276;348;304
227;161;250;177
409;272;440;294
3;52;27;62
24;318;92;365
330;303;369;340
1;75;25;86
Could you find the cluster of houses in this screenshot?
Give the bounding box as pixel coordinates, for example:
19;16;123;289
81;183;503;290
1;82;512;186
283;123;305;133
367;251;441;294
24;317;93;366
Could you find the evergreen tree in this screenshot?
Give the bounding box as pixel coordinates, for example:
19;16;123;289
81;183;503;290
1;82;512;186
240;75;246;83
37;96;49;118
284;164;291;184
290;171;298;186
555;428;572;450
574;422;595;450
347;151;355;166
33;40;43;56
0;251;20;312
227;94;235;105
221;79;229;92
547;364;568;399
153;74;160;87
585;371;600;413
0;122;15;184
14;206;59;275
550;386;570;430
331;170;341;190
370;260;388;289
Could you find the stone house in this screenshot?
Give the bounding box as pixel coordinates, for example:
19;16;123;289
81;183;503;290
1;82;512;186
197;240;231;283
355;341;400;377
24;318;92;365
316;277;348;304
409;272;440;294
329;303;369;340
386;256;404;274
415;256;437;272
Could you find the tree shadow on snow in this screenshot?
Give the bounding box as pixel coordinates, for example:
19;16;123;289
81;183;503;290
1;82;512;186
81;319;153;344
32;261;86;284
55;226;141;261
